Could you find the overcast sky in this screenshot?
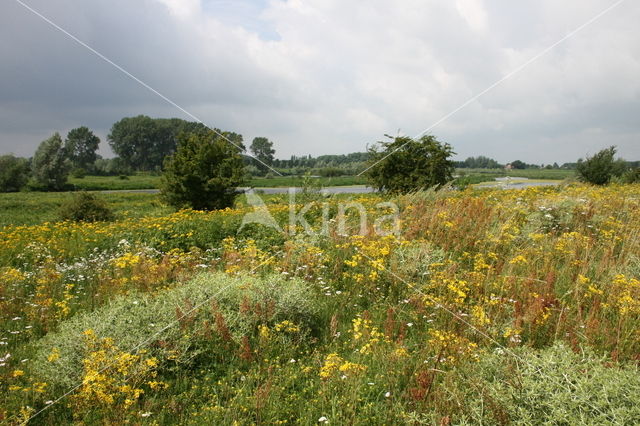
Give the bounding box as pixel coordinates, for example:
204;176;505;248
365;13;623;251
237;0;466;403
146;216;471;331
1;0;638;164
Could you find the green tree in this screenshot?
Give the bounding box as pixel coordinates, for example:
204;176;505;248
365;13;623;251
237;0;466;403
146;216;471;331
0;154;30;192
161;131;245;210
365;134;455;193
108;116;215;171
509;160;527;169
31;133;71;191
65;126;100;170
250;137;275;172
576;146;619;185
108;115;160;171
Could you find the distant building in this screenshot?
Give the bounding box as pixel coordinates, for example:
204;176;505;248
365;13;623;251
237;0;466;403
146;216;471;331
505;163;513;170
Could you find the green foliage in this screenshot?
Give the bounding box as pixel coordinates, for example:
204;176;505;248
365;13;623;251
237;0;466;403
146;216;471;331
108;116;211;171
509;159;527;169
59;192;115;222
65;126;100;170
0;192;168;228
250;136;276;173
620;168;640;184
319;167;342;177
457;344;640;424
161;131;245;210
70;167;87;179
31;272;319;388
31;132;71;191
93;157;132;176
365;134;455;193
576;146;620;185
458;155;502;169
0;154;30;192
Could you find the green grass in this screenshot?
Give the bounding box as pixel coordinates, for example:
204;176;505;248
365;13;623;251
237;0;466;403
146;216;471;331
458;168;576;180
249;175;368;187
68;174;162;190
67;174;368;190
0;192;170;228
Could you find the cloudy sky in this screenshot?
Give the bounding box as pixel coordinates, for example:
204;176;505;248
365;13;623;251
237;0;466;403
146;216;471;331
1;0;638;164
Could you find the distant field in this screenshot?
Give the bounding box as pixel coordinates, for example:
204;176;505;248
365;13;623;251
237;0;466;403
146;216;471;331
68;174;368;190
459;168;576;180
0;192;170;228
69;174;161;190
249;175;367;187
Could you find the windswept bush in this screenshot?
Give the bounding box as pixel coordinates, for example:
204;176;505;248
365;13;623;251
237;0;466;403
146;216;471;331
31;272;318;388
58;192;115;222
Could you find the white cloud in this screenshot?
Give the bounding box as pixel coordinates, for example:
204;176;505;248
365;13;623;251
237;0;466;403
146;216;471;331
0;0;639;164
156;0;201;19
455;0;488;33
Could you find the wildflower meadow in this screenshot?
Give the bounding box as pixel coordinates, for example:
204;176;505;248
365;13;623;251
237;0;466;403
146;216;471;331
1;183;639;424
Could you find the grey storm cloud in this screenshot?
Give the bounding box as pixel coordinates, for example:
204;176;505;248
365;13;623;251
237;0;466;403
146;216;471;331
0;0;639;164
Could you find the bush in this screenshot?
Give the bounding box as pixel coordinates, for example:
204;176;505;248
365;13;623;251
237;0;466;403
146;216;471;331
161;131;245;210
576;146;620;185
365;134;455;193
621;168;640;184
0;154;30;192
319;167;342;177
31;272;319;388
59;192;115;222
457;344;640;424
70;167;87;179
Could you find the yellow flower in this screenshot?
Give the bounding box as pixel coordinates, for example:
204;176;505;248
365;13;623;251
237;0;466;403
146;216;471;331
48;348;61;363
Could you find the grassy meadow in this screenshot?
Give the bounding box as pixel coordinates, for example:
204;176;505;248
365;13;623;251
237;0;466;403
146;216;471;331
67;168;574;191
67;174;369;191
1;183;639;424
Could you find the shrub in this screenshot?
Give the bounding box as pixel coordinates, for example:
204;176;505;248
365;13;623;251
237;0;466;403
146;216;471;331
59;192;115;222
576;146;621;185
366;134;455;193
319;167;342;177
161;131;245;210
31;272;318;388
621;168;640;184
70;167;87;179
457;344;640;424
0;154;30;192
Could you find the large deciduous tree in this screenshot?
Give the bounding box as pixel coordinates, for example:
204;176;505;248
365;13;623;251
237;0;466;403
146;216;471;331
250;137;275;172
32;133;71;191
65;126;100;170
161;131;245;210
365;134;455;193
108;116;212;171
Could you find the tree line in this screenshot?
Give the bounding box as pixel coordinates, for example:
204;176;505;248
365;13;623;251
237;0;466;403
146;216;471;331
0;115;278;192
1;114;638;196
